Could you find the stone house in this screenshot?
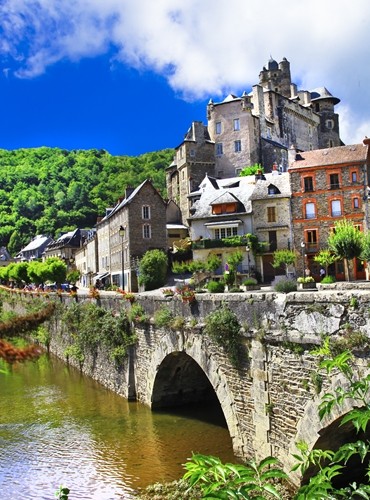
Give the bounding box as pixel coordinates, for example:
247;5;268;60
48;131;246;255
17;234;53;262
74;228;98;288
289;138;370;281
250;170;292;282
188;174;255;277
95;180;167;291
44;229;88;275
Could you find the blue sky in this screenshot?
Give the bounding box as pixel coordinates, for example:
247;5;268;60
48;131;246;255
1;0;370;157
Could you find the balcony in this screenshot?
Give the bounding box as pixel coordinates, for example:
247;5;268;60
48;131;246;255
192;237;249;250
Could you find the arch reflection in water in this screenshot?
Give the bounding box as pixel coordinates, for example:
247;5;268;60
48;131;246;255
0;354;236;499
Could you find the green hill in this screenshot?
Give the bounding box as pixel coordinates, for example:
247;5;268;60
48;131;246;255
0;146;174;254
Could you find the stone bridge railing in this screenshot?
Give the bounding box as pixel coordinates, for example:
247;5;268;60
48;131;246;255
3;287;370;484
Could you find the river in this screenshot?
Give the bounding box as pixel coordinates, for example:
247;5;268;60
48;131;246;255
0;353;236;499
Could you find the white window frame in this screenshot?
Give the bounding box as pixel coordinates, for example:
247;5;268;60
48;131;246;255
233;118;240;131
214;227;238;239
215;122;222;134
143;224;151;239
216;143;223;156
331;199;342;217
305;202;316;219
142;205;151;220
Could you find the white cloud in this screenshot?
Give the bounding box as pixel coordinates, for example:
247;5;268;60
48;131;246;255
1;0;370;141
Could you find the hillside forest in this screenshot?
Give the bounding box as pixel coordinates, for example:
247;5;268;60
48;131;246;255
0;147;174;255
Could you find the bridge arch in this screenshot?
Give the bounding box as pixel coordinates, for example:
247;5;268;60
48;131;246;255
288;358;370;485
140;329;245;456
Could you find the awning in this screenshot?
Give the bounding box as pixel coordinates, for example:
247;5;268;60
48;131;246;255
93;272;109;283
204;220;242;229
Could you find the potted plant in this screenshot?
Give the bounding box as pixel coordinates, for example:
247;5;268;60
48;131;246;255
176;285;196;303
297;276;316;289
241;277;260;291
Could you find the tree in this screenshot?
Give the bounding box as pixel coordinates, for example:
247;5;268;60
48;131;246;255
272;249;296;276
239;164;263;177
327;219;364;281
138;249;168;291
225;251;244;286
314;249;338;277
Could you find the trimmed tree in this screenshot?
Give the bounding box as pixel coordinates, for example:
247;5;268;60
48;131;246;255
314;249;338;278
272;249;296;277
138;249;168;291
327;219;364;281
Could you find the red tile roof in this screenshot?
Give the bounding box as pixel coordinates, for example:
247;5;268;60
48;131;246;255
290;143;369;169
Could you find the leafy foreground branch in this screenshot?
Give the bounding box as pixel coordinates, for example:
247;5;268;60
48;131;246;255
140;347;370;499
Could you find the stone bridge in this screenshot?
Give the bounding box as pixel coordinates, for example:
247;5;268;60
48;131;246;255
26;288;370;484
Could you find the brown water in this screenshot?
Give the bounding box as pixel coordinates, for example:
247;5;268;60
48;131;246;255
0;354;236;499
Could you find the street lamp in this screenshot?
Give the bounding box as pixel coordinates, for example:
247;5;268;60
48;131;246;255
245;245;250;277
119;225;125;290
300;241;306;278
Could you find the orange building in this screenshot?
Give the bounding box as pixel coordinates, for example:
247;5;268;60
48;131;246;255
288;138;370;281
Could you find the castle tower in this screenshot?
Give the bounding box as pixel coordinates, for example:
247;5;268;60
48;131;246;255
310;87;342;148
259;57;292;98
165;121;215;225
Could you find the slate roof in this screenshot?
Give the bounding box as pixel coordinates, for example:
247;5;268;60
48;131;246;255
250;172;291;200
21;235;51;252
310;87;340;105
289;144;369;169
189;175;255;219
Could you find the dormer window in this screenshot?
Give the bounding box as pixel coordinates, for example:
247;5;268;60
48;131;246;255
268;184;280;195
212;202;237;215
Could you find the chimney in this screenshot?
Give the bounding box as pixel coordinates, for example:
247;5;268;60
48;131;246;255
288;145;298;167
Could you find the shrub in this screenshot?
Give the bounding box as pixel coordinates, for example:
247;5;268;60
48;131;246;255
207;280;225;293
274;279;297;293
297;276;315;283
321;275;336;283
138;249;168;291
154;306;174;328
128;303;149;324
242;277;258;286
229;286;244;293
204;305;242;366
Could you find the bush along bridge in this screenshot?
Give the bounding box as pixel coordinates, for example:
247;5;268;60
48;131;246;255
2;285;370;487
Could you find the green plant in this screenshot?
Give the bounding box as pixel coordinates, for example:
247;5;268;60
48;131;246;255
138;249;168;291
272;249;296;275
242;277;258;286
33;325;51;348
310;371;323;394
297;276;315;283
110;345;127;365
206;280;225;293
327;219;364;281
55;486;70;500
128;303;149;324
349;296;359;309
204;305;242;366
229;286;243;292
265;403;274;415
154;306;174;328
274;278;297;293
321;275;336;284
64;344;84;363
182;453;287;499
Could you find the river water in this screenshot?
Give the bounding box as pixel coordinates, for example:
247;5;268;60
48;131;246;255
0;353;236;499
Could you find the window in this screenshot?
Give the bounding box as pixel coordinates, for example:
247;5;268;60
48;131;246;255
216;143;223;155
266;127;272;139
268;231;277;251
233;118;240;131
353;197;360;209
215;122;222;134
142;205;150;220
304;176;314;192
328;140;335;148
267;206;276;222
329;173;340;189
351;170;358;183
234;140;242;153
305;202;316;219
326;119;334;129
331;199;342;217
214;227;238;239
306;229;318;251
190;149;195;157
143;224;151;239
212;203;237;215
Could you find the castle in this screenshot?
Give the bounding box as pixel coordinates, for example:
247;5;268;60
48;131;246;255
166;57;342;223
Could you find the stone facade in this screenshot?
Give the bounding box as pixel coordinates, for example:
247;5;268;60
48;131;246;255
289;140;370;280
